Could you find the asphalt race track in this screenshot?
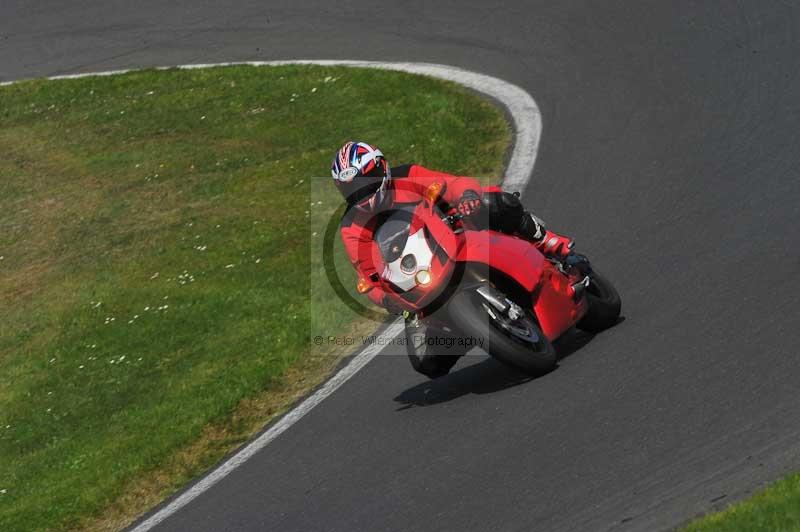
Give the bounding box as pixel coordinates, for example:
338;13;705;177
3;1;800;531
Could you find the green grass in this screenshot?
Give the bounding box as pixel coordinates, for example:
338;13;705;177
0;65;510;531
683;472;800;531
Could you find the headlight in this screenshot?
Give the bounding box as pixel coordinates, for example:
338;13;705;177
400;253;417;274
415;269;432;286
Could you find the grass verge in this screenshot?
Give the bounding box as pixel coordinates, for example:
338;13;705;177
683;472;800;531
0;64;510;531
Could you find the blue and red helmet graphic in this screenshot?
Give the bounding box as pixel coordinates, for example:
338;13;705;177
331;141;389;182
330;141;393;212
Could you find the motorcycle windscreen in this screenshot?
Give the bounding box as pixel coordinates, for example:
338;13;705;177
374;208;414;264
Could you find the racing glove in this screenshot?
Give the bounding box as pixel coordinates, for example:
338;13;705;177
456;190;482;217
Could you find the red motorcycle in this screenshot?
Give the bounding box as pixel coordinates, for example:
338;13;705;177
357;182;621;375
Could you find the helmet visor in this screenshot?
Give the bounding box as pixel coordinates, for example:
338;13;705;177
352;172;392;213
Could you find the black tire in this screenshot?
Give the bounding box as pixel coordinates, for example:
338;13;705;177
576;268;622;333
447;289;557;375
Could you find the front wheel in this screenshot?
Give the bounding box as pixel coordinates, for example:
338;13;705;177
447;289;557;375
576;268;622;333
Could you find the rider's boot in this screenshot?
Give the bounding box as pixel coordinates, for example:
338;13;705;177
482;190;574;259
536;229;574;260
519;212;574;259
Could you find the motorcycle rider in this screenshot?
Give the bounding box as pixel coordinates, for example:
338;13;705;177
331;140;575;377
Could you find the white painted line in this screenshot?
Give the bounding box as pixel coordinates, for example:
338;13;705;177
135;319;405;530
2;61;542;530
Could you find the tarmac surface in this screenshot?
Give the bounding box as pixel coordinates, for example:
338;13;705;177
2;1;800;530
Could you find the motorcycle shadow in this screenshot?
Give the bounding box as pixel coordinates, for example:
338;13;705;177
553;327;596;360
393;328;597;409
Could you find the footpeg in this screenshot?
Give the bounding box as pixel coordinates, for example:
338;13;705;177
571;276;590;299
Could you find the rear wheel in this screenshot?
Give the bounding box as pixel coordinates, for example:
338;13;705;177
576;269;621;333
447;289;557;375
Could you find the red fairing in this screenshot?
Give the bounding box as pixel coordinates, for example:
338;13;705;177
533;265;588;340
456;230;544;291
421;209;460;260
456;230;585;339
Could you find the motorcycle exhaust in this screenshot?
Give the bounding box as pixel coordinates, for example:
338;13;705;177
571;276;591;299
